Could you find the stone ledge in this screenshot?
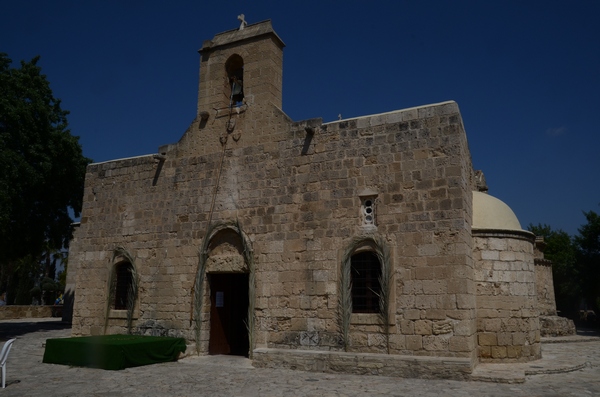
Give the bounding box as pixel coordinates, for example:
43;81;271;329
252;347;473;380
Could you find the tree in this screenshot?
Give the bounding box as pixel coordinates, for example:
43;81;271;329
0;53;91;302
574;210;600;315
528;223;579;316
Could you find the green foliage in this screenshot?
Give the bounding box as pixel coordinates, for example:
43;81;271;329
57;259;68;288
338;250;352;352
8;255;42;305
529;211;600;320
528;223;579;315
40;276;62;305
193;223;212;354
235;219;256;359
0;53;91;286
104;262;116;334
376;239;392;354
41;276;60;291
574;211;600;315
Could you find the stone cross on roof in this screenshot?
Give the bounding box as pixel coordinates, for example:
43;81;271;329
237;14;247;30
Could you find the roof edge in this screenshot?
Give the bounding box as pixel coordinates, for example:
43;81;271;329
89;154;156;167
200;19;285;53
323;100;459;126
472;228;536;243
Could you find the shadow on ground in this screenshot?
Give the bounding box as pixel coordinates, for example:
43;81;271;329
0;320;71;341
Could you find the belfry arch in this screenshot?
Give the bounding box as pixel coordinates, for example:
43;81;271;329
225;54;244;107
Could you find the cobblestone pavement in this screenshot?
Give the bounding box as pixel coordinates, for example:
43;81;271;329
1;319;599;397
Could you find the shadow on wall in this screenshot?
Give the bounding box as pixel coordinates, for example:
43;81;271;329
61;290;74;324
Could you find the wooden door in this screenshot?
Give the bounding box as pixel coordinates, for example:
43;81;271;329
208;273;249;356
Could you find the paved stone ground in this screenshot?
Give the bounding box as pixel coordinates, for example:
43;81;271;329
1;319;599;397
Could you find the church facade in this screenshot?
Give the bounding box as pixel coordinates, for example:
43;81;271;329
66;20;565;379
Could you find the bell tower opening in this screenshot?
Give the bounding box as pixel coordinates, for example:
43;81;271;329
226;55;244;108
197;20;285;115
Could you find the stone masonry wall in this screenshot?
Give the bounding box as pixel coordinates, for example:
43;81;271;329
533;238;576;336
533;239;557;316
535;263;556;317
71;155;198;340
473;233;541;362
70;100;477;362
69;21;477;366
0;305;54;320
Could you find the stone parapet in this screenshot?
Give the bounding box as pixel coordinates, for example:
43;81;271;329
0;305;54;320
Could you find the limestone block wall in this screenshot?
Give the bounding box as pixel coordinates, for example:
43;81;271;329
70;154;198;340
533;238;557;316
70;100;477;362
252;103;476;361
0;305;53;320
532;238;576;336
197;24;284;115
535;263;556;316
473;232;541;362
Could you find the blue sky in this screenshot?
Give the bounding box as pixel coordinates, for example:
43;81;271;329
2;1;599;236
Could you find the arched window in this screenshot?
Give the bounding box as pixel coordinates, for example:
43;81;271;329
113;262;133;310
225;54;244;107
351;251;381;313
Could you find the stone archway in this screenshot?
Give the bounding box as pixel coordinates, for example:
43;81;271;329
193;221;255;357
206;228;249;356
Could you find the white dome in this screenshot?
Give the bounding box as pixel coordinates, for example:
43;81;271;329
472;191;522;231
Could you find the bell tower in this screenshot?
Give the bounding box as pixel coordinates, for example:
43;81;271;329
197;19;285;116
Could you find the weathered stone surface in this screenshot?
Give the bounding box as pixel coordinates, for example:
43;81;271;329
0;306;54;320
473;233;541;362
539;315;576;337
64;19;559;379
253;348;473;380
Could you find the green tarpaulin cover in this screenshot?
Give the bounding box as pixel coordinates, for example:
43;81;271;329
43;334;187;370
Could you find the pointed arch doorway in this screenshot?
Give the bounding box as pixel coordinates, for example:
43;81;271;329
204;225;252;357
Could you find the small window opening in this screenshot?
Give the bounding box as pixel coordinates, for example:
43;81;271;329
225;55;244;108
361;198;376;226
114;262;133;310
351;252;381;313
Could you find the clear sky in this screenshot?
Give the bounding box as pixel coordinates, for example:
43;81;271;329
2;1;599;236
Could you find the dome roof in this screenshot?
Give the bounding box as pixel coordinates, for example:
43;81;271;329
472;191;522;231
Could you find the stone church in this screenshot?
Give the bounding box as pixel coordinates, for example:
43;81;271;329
65;19;572;379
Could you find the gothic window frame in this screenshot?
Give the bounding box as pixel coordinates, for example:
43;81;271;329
113;261;134;310
339;237;392;350
106;248;139;327
350;251;382;314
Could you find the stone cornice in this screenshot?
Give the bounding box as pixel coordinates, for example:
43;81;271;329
472;228;536;243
